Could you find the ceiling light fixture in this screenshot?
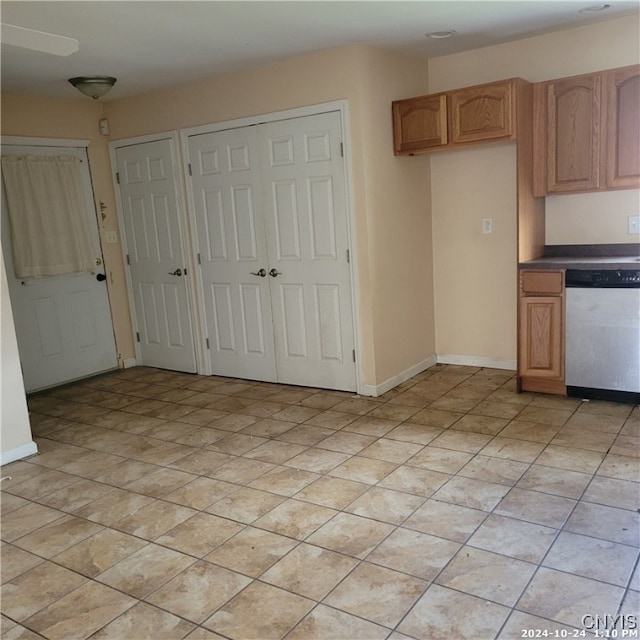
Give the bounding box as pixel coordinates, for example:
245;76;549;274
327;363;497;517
426;30;457;39
579;4;611;13
68;76;117;99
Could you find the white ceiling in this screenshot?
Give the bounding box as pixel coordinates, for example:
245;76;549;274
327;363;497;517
1;1;639;100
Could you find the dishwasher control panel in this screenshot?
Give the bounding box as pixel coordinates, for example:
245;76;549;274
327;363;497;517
565;269;640;287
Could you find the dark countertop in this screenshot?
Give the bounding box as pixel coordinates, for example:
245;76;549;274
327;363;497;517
520;256;640;270
519;243;640;270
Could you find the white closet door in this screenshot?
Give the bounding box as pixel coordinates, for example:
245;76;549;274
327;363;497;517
188;126;277;381
1;145;117;392
187;111;356;391
115;138;197;373
260;112;355;391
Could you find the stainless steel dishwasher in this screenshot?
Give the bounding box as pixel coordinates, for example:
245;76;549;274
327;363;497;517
565;268;640;402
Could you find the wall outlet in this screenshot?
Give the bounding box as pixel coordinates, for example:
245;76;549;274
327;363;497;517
482;218;493;234
629;216;640;235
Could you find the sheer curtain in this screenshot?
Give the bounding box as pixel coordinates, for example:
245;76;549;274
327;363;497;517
1;154;96;278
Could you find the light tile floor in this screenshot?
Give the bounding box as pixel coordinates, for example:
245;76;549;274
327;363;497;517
1;364;639;640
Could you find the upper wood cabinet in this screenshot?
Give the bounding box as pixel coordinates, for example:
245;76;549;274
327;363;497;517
534;64;640;195
545;73;602;193
449;80;515;144
392;79;522;155
605;66;640;189
392;94;447;154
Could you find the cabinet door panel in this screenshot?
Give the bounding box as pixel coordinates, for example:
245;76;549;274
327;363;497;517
547;74;601;193
519;296;563;378
392;94;447;154
450;81;514;144
605;65;640;189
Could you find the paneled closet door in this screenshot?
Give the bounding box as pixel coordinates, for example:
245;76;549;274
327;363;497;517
259;112;355;391
115;138;197;373
188;126;277;382
187;111;356;391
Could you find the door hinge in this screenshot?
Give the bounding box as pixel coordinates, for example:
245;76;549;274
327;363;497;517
126;254;130;265
116;172;120;184
346;249;350;264
188;163;192;176
197;253;201;265
352;349;356;363
340;142;344;157
136;332;140;343
206;338;210;349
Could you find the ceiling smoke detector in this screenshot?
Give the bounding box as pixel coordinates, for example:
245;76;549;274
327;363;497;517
426;30;457;39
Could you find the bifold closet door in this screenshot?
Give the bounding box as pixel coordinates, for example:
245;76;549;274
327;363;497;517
188;111;356;391
188;126;277;382
259;112;355;390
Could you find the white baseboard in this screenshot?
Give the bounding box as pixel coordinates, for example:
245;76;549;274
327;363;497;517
436;353;516;371
122;358;137;369
360;355;437;397
1;441;38;466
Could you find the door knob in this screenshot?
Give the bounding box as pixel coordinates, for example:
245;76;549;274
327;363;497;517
96;273;107;282
168;268;183;276
269;268;281;277
251;268;267;277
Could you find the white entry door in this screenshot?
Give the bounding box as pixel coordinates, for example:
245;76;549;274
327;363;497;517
187;111;356;391
1;144;118;392
114;138;197;373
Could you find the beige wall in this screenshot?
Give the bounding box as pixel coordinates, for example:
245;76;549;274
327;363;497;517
431;144;518;366
105;44;432;388
1;95;136;363
353;48;434;384
428;14;640;367
2;45;431;391
1;246;37;464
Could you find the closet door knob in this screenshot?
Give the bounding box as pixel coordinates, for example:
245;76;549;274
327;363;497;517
269;268;281;277
251;268;267;277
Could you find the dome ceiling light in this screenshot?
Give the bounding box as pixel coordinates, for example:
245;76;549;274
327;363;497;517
68;76;117;99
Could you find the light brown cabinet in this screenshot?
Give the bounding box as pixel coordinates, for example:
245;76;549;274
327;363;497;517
605;65;640;188
534;64;640;195
392;94;447;154
518;270;566;395
449;80;515;144
392;79;521;155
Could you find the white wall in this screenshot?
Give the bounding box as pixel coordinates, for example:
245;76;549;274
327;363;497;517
1;247;37;465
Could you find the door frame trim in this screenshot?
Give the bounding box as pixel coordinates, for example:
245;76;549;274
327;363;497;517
180;100;363;393
109;131;201;372
1;136;90;147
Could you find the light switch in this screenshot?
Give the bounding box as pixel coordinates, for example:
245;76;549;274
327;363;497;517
105;231;118;244
629;216;640;235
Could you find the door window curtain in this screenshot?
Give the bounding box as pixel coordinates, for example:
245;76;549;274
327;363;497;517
1;154;96;278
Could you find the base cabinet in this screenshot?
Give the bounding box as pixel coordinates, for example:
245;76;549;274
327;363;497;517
518;270;566;394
